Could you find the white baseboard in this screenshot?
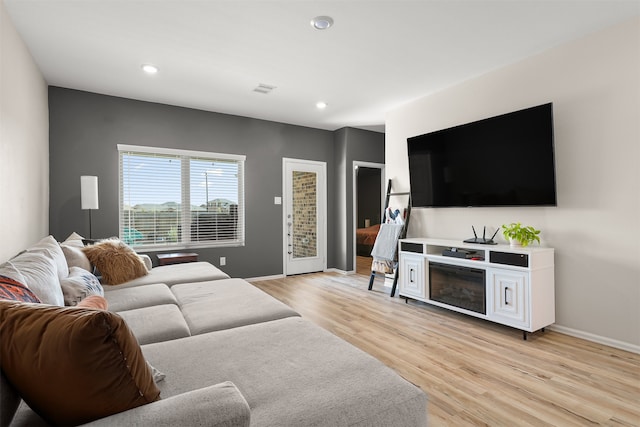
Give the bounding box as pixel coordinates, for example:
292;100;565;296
325;268;355;275
549;324;640;354
245;274;285;282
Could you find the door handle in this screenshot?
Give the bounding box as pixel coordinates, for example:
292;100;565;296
505;287;509;305
410;268;415;283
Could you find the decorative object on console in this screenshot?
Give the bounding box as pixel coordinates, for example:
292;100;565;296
463;225;499;245
80;175;99;239
501;222;541;247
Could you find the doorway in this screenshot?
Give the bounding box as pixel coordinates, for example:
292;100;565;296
283;158;327;275
353;162;385;276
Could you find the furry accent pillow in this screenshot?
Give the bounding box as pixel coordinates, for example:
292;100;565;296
82;239;148;285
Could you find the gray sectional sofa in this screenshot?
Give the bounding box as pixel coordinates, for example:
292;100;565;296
1;237;427;426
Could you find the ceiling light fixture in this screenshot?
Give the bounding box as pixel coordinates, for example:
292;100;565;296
316;101;327;109
310;16;334;30
141;64;158;74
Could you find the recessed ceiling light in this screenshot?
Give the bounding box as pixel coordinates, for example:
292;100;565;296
310;16;334;30
316;101;328;109
141;64;158;74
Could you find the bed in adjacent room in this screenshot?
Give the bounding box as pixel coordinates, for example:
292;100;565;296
356;224;380;256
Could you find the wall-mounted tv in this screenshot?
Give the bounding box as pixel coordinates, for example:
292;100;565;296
407;103;557;208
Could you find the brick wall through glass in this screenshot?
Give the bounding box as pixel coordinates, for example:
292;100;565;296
292;171;317;258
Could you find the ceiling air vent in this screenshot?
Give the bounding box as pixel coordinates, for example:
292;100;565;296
253;83;277;94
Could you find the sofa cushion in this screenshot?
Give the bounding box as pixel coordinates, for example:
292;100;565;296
117;304;191;345
0;275;40;303
60;266;104;306
172;278;299;334
0;301;160;426
83;239;148;285
142;317;427;427
79;382;250;427
0;252;64;306
104;283;178;312
104;261;230;290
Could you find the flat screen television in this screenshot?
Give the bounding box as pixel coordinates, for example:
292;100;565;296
407;103;557;208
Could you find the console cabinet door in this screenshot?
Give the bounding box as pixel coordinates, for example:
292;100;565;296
399;254;426;299
488;269;529;329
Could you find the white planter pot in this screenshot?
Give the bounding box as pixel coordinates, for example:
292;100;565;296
509;238;522;247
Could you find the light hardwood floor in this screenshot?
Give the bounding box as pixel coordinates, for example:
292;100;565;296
250;260;640;426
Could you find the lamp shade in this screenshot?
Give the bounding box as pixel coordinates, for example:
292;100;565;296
81;176;99;210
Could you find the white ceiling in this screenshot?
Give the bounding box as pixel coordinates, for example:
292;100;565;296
5;0;639;132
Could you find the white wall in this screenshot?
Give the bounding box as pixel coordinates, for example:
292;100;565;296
386;18;640;351
0;2;49;261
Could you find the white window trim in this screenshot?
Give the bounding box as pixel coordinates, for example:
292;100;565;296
117;144;246;162
118;144;245;250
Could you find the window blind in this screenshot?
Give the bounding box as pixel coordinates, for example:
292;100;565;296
118;144;245;249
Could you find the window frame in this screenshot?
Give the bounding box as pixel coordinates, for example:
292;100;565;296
118;144;245;250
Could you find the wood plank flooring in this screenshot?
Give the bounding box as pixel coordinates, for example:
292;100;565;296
249;260;640;426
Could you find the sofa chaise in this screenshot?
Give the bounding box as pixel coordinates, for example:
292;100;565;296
0;235;427;426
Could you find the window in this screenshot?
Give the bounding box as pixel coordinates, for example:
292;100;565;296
118;144;245;249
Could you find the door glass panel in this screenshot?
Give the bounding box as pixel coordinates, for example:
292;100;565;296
292;171;317;259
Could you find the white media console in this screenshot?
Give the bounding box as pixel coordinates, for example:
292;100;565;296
398;238;555;339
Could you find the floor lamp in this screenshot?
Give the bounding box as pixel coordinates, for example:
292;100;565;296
81;176;99;239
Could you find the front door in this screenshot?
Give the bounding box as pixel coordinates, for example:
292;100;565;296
283;158;326;275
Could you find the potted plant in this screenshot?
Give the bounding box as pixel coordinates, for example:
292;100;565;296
501;222;541;247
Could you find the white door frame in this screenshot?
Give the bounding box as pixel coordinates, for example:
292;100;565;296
352;161;385;271
282;158;327;276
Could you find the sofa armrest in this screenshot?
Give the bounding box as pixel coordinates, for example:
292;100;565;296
81;382;250;427
138;254;153;271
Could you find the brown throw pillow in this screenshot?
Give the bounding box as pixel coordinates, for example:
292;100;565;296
82;239;148;285
0;301;160;426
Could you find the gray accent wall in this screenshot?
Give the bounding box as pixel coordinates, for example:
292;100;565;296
333;128;385;271
49;87;383;278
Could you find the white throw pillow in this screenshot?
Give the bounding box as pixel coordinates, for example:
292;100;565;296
61;245;92;272
62;232;85;248
60;267;104;306
27;235;69;280
0;252;64;306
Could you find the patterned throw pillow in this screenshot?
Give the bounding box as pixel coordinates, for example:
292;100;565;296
0;275;41;303
60;267;104;306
